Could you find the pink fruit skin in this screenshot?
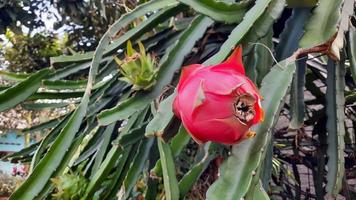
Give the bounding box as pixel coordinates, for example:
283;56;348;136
173;46;264;145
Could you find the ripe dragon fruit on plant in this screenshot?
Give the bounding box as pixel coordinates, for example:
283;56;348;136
173;46;264;144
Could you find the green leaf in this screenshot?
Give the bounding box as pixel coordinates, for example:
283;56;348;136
88;75;122;105
347;24;356;84
206;58;296;200
178;144;214;197
50;52;94;66
2;141;39;162
0;86;9;91
22;102;74;110
204;0;273;66
170;126;191;157
178;160;209;197
329;0;354;59
97;112;148;200
87;97;114;117
102;4;187;56
299;0;343;48
245;142;271;200
82;114;140;198
151;125;191;177
9;97;90;199
22;116;64;133
100;146;133;199
35;129;93;199
90;124;116;175
276;8;311;60
261;142;274;191
246;181;270;200
0;70;29;81
83;145;123;199
47;62;92;80
71;129;103;168
67;124;100;168
96;60;118;82
312;117;327;199
289;57;306;129
325;57;345;197
244;29;274;85
242;0;285;54
116;121;148;147
120;138;154;199
0;68;50;112
9;0;109;193
286;0;318;8
28;91;84;100
42;79;87;90
178;0;251;23
50;0;179;65
158;139;180;200
98;15;214;125
145;94;175;137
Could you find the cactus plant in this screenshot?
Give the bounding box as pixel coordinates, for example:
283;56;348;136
0;0;355;199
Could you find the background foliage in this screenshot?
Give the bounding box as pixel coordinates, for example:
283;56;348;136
1;30;63;72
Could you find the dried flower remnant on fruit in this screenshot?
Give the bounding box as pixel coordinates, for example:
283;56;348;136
234;94;256;124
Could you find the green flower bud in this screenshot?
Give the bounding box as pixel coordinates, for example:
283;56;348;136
115;41;157;91
51;163;88;200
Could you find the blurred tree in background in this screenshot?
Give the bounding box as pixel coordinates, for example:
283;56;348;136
0;0;140;73
1;30;63;72
0;0;41;34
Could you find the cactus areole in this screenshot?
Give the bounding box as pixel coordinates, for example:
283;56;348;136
173;46;264;144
